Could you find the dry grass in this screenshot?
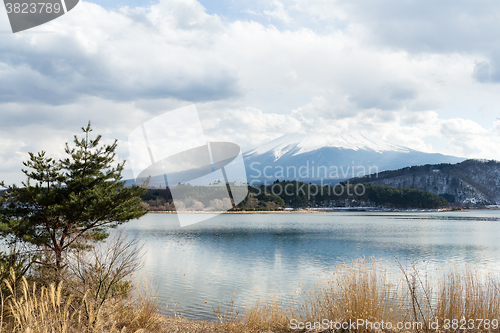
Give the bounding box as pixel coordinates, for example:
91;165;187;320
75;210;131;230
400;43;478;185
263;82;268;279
5;277;80;333
435;263;500;324
0;271;238;333
1;258;499;333
298;257;400;323
118;277;164;331
229;257;500;333
239;294;291;332
0;270;165;333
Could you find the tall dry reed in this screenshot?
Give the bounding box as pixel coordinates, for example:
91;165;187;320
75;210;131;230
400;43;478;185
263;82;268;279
0;270;163;333
235;257;500;333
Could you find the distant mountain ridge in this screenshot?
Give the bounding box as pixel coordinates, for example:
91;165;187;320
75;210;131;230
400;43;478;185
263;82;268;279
244;133;464;184
126;133;468;188
349;159;500;205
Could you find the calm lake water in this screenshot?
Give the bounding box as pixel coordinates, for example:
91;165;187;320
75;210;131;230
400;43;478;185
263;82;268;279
122;211;500;320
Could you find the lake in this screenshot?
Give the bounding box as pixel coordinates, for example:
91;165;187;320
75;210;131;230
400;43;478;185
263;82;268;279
122;211;500;320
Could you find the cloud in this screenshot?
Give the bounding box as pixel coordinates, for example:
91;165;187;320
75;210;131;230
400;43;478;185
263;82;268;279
289;0;500;54
472;52;500;83
473;61;494;82
1;0;500;184
0;0;484;113
264;1;292;22
0;1;240;105
347;83;418;111
439;118;499;157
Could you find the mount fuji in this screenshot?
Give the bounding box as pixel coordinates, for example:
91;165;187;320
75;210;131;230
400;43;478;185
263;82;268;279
243;133;464;184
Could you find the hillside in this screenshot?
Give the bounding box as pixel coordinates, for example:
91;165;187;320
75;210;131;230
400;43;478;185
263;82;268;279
141;181;448;210
349;159;500;205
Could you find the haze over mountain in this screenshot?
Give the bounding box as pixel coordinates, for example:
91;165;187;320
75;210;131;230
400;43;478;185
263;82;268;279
243;133;464;184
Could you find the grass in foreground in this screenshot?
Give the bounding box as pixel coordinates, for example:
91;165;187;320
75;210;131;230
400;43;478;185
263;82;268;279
1;258;499;333
222;258;500;333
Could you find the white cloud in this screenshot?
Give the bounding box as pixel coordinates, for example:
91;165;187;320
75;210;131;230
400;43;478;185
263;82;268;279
289;0;500;53
1;0;500;184
264;1;292;23
440;118;500;158
0;1;239;104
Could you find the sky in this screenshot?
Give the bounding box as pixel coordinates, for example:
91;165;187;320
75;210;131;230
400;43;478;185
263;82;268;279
1;0;500;184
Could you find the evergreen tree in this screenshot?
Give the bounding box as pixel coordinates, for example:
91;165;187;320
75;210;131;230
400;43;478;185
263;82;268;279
0;122;147;281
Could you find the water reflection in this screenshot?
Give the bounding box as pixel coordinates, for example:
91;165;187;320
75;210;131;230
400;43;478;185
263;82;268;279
122;211;500;320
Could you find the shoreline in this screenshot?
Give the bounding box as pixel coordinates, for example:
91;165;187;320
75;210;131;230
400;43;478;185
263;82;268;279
146;207;486;214
148;209;322;214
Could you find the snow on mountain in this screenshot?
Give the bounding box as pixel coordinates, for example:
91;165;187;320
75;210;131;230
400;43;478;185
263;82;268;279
244;133;464;184
248;133;409;160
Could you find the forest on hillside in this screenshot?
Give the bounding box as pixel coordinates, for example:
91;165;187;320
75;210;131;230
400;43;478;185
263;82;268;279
140;180;448;211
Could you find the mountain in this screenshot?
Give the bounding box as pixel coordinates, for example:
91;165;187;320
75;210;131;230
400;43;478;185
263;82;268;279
349;159;500;205
243;133;464;184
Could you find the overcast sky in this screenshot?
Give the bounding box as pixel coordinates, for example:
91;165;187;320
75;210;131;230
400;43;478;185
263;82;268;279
1;0;500;184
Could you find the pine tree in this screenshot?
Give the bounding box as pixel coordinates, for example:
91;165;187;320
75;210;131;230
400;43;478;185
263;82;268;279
0;122;147;281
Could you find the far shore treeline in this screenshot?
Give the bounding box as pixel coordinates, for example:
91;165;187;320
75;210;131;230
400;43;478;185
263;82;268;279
140;180;449;211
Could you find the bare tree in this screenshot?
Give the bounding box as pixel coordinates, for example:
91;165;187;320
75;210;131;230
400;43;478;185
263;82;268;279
66;229;144;326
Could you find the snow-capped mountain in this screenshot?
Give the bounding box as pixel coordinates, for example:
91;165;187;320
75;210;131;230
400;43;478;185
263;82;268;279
244;133;465;184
